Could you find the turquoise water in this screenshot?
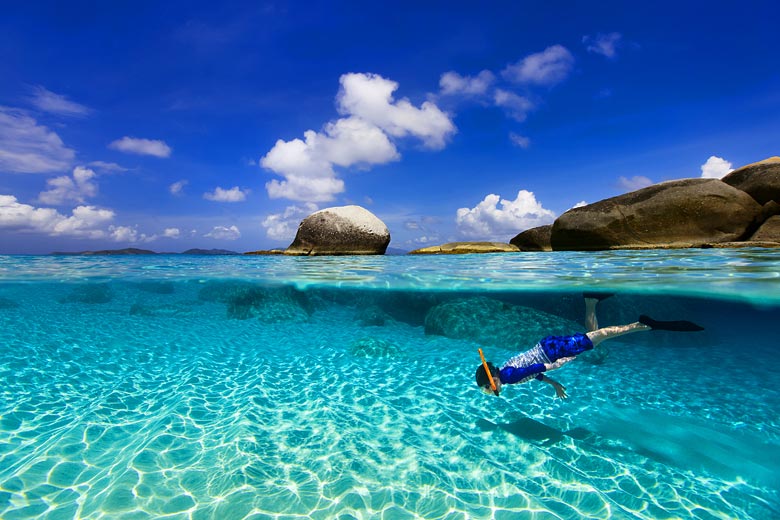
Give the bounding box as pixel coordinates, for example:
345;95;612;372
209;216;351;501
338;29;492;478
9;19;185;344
0;250;778;519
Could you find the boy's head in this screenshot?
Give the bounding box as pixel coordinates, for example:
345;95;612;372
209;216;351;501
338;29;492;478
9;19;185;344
475;361;501;396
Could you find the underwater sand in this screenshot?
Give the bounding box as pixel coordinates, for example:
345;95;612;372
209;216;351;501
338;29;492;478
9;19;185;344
0;251;778;519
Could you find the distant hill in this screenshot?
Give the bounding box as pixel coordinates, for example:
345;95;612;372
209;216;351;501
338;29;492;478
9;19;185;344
52;248;157;255
385;247;410;255
181;248;238;255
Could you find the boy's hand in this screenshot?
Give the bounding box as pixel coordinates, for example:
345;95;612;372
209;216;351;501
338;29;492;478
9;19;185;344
553;382;568;399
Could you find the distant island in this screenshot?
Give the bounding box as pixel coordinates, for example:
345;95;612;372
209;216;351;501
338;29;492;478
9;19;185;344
51;248;239;256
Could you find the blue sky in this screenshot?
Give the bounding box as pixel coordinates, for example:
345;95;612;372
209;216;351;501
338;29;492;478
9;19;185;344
1;1;779;253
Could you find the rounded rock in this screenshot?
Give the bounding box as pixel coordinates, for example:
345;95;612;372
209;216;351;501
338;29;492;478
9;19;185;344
285;205;390;256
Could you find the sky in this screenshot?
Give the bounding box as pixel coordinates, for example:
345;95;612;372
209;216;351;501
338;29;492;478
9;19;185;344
1;0;779;254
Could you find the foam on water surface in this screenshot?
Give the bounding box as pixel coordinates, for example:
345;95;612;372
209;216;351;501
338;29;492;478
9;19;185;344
0;253;779;519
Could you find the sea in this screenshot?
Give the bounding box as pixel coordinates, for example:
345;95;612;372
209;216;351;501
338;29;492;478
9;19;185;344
0;249;778;519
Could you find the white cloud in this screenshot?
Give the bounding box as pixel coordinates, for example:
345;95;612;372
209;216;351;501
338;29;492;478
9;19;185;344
571;200;588;209
439;70;495;96
337;73;456;149
261;73;456;203
617;175;653;191
509;133;530;148
169;179;188;195
163;227;180;238
204;225;241;240
456;190;556;240
0;107;75;173
262;203;318;241
87;161;128;172
494;90;534;121
107;225;156;243
203;186;249;202
109;137;172;158
38;166;98;205
583;33;622;59
0;194;114;238
502;45;575;86
700;156;734;179
29;86;91;117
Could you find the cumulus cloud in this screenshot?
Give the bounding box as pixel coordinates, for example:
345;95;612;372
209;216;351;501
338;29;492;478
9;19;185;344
336;73;456;149
169;180;188;195
0;195;114;238
617;175;653;191
502;45;575;86
456;190;556;240
204;225;241;240
0;107;76;173
203;186;249;202
109;137;172;158
262;203;318;240
29;86;91;116
262;73;455;202
163;227;181;238
439;70;495;96
571;200;588;209
509;133;530;148
583;33;622;59
494;90;534;121
700;156;734;179
38;166;98;205
107;225;156;243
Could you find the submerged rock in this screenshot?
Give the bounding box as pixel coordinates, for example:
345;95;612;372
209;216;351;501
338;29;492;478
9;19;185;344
510;225;553;252
551;179;762;250
355;304;390;326
225;286;310;322
0;297;19;309
285;205;390;256
409;242;519;254
350;337;401;358
59;284;113;304
424;297;581;350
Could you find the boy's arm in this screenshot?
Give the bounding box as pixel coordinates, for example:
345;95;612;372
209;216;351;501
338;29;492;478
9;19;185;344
538;375;568;399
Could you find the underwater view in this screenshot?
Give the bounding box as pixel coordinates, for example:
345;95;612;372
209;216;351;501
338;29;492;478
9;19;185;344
1;250;779;519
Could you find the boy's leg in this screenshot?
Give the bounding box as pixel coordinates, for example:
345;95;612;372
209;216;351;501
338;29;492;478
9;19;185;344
583;292;613;332
586;322;650;347
584;297;598;332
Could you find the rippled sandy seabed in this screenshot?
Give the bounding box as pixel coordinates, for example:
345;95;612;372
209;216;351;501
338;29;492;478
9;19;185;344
0;253;779;519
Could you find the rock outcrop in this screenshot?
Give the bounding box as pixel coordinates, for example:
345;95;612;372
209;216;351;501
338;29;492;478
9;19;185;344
510;225;552;251
409;242;519;254
721;157;780;205
551;179;763;251
748;215;780;243
285;205;390;256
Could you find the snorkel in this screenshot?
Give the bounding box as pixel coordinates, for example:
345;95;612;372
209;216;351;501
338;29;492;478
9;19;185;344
478;348;500;396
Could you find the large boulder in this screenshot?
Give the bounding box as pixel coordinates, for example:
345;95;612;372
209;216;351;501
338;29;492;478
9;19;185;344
285;205;390;256
749;215;780;243
510;225;552;251
721;157;780;205
551;179;763;251
408;242;519;254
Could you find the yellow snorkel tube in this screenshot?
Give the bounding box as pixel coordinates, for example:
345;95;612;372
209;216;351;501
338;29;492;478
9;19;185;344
478;348;500;396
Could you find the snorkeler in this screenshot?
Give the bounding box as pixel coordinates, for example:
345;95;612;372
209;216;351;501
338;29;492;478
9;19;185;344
475;293;704;398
